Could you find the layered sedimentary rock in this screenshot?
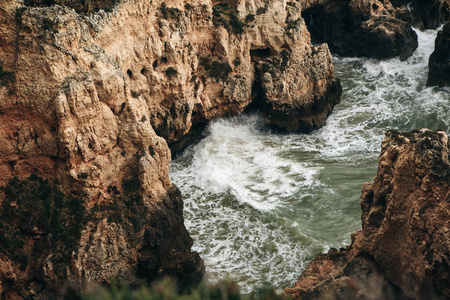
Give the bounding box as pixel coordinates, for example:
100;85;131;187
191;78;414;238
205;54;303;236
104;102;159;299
0;0;343;297
302;0;418;60
284;129;450;299
428;21;450;86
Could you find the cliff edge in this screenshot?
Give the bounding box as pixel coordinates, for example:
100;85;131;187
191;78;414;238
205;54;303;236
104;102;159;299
0;0;432;297
0;0;343;297
284;129;450;299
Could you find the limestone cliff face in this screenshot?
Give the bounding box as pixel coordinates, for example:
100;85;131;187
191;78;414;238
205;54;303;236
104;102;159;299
284;130;450;299
0;0;342;297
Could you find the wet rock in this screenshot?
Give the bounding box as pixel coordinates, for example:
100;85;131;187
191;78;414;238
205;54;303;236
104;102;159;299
0;0;341;297
427;22;450;86
285;129;450;299
303;0;418;60
391;0;449;29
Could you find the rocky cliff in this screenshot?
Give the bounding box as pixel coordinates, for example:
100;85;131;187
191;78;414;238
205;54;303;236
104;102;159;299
0;0;431;297
390;0;449;29
428;21;450;87
302;0;418;60
0;0;344;297
284;129;450;299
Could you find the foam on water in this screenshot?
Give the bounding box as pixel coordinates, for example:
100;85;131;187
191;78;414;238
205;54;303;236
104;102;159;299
170;28;450;293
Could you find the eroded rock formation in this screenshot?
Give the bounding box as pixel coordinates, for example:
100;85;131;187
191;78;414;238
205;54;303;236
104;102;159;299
390;0;449;29
428;21;450;86
284;129;450;299
302;0;418;60
0;0;343;297
0;0;435;297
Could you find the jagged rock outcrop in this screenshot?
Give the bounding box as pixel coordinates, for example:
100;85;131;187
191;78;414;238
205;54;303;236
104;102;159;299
0;0;342;297
255;45;342;132
303;0;418;60
390;0;449;29
285;129;450;299
428;21;450;86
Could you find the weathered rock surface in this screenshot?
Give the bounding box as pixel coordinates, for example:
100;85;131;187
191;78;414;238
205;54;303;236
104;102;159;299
428;21;450;86
255;45;342;132
0;0;342;297
303;0;418;60
391;0;449;29
285;129;450;299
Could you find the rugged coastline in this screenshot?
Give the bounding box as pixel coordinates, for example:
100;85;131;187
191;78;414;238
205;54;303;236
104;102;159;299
0;0;342;297
0;0;449;299
284;130;450;299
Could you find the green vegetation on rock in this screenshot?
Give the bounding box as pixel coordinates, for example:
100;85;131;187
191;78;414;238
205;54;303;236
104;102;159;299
200;57;232;82
83;278;290;300
159;3;182;22
0;175;85;267
212;3;245;34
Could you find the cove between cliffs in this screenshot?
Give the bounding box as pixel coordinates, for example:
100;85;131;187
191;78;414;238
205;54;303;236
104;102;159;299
170;28;450;293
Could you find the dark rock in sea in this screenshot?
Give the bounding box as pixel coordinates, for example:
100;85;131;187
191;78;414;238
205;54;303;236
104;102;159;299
285;129;450;299
391;0;449;29
427;22;450;87
303;0;418;60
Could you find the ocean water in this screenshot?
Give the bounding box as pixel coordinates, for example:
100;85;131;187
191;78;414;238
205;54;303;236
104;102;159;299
170;29;450;293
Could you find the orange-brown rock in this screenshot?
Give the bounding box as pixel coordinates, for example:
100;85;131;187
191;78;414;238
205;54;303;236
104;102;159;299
285;129;450;299
0;0;341;297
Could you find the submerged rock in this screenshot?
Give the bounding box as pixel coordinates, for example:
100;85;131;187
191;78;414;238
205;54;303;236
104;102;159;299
285;129;450;299
427;22;450;87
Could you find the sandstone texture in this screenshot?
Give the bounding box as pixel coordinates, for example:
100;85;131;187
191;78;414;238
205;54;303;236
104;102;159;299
428;21;450;87
284;129;450;299
0;0;344;297
0;0;434;297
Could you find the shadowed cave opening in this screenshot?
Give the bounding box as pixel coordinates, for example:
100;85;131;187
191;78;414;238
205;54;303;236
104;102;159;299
301;7;324;45
250;48;271;59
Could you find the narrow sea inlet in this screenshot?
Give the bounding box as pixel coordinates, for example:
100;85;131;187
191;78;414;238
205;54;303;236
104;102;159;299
170;29;450;293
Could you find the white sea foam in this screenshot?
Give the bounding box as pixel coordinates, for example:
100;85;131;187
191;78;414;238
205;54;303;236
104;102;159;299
170;28;450;294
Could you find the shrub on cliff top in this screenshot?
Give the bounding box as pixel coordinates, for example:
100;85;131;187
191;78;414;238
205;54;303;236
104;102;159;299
0;175;85;268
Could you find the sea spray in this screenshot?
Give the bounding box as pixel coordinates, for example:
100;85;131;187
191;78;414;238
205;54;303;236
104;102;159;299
170;28;450;293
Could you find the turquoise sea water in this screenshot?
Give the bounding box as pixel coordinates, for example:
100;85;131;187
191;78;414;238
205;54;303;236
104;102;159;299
170;29;450;293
